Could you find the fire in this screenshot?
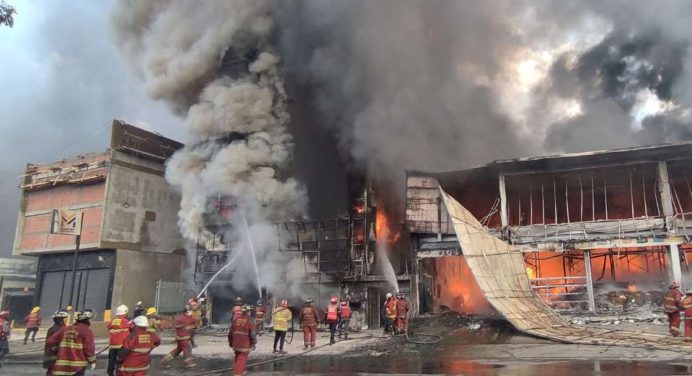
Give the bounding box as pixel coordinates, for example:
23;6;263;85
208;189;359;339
526;266;535;279
375;208;401;243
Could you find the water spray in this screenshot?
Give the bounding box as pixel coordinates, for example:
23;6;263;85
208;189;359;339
240;210;263;299
197;252;239;299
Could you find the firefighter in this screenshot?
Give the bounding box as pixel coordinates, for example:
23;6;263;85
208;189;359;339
0;310;10;367
108;305;132;376
160;305;197;369
24;306;41;344
117;315;161;376
338;301;352;340
255;299;267;336
132;302;145;319
395;292;410;335
683;289;692;341
44;310;69;376
324;296;340;345
664;281;684;336
299;298;319;349
46;309;96;376
145;307;162;334
188;299;202;347
382;293;397;334
228;304;257;376
231;297;243;321
272;299;291;354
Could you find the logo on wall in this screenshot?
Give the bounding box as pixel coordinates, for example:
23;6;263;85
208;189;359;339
50;209;83;236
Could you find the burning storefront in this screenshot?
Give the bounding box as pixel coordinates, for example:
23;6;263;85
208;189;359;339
407;141;692;316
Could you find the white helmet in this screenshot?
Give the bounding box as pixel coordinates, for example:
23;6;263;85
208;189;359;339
116;304;129;316
133;315;149;328
385;293;393;299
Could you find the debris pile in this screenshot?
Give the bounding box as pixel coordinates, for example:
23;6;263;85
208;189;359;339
595;289;663;313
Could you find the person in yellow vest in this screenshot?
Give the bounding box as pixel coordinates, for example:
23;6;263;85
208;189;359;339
146;307;162;333
272;299;292;354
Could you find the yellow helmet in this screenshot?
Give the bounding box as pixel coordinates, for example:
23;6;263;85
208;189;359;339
31;306;40;314
146;307;157;316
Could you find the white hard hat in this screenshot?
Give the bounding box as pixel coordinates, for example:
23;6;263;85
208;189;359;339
385;293;393;299
116;304;129;316
133;315;149;328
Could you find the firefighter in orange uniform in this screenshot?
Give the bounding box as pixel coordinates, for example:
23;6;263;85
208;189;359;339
46;309;96;376
160;305;197;369
384;293;398;334
255;300;267;336
299;298;319;349
108;305;132;376
117;315;161;376
228;304;257;376
24;306;42;344
664;281;684;336
338;301;352;340
682;289;692;341
395;292;410;335
324;296;340;345
44;310;69;376
231;297;244;321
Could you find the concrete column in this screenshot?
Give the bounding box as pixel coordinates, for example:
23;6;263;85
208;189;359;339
657;161;675;230
583;250;595;312
499;174;508;227
669;244;684;286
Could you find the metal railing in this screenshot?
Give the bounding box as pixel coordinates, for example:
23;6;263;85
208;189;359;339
530;276;593;311
154;280;194;314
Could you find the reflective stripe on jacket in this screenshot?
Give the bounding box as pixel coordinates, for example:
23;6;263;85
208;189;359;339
325;304;339;323
299;306;319;326
108;315;131;348
47;322;95;376
118;327;160;373
341;306;352;320
665;288;683;313
273;308;292;331
396;299;409;318
24;313;41;328
174;313;197;341
228;314;256;353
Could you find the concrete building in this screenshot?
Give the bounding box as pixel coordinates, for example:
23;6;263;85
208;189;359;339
406;141;692;316
13;120;186;320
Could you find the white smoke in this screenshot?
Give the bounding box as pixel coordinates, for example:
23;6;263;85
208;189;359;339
113;0;308;296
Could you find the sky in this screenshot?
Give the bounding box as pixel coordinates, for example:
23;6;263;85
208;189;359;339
0;1;184;257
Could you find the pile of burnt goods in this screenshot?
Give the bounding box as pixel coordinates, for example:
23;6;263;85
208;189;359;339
596;289;664;313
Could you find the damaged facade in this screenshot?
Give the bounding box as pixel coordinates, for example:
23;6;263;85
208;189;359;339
13;120;186;319
407;141;692;315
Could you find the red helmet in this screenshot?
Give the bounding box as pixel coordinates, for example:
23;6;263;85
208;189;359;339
330;296;338;304
0;310;8;319
281;299;288;308
340;301;348;307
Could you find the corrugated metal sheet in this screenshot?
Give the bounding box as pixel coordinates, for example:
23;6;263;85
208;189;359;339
154;280;194;314
440;188;692;352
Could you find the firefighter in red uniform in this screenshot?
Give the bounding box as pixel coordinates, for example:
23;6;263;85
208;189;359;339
160;305;197;369
44;310;69;376
338;300;352;340
108;305;132;376
299;298;319;349
383;293;398;334
324;296;340;345
255;300;267;336
395;292;410;335
231;297;243;321
24;306;42;344
228;304;257;376
117;315;161;376
0;310;10;365
683;289;692;341
46;309;96;376
664;281;684;336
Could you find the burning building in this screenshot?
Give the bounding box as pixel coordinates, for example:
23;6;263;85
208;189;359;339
13;120;186;319
407;141;692;315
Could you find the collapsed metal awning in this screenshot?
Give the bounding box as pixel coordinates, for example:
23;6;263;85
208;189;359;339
439;188;692;352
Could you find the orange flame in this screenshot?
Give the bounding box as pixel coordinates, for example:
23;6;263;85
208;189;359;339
627;284;638;293
375;209;401;243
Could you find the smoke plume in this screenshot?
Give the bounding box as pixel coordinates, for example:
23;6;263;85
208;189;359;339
113;0;308;299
